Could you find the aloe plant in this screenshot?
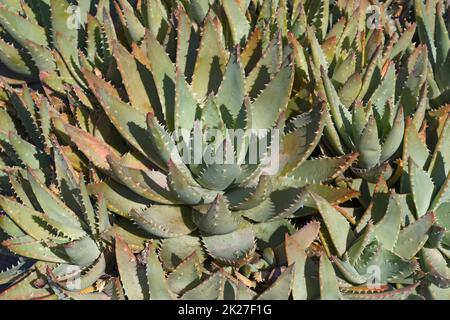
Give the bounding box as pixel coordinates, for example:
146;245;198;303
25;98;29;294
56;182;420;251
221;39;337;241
0;138;111;299
52;0;359;281
287;2;429;182
414;0;450;108
398;108;450;299
0;0;448;300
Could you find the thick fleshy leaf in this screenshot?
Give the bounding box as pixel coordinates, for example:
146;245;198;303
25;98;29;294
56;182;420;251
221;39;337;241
130;205;196;238
222;274;257;300
380;106;405;162
253;220;296;251
181;272;224;300
26;169;84;232
394;212;436;259
257;265;294;300
309;192;350;256
248;62;294;130
215;52;245;124
357;247;417;284
174;69;198;131
0;257;31;285
52;137;83;214
117;0;145;42
287;221;321;254
193;195;240;235
240;187;308;222
0;214;25;238
8;89;43;149
331;256;368;285
50;0;79;70
2;236;68;263
347;221;374;266
409;158;434;217
167;253;203;295
57;254;107;292
0;38;35;77
228;175;272;210
282;153;357;185
245;34;281;95
357;116;381;169
146;113;182;170
403;119;430;168
82;70;157;164
146;244;174;300
223;0;250;45
0;5;48;47
342;283;419;300
191;15;228;100
278;105;326;175
319;253;341;300
64;236;100;267
0;196;57;241
174;4;194;77
142;29;176;128
196;161;241;191
373;193;402;251
399;46;428;116
319;66;353;149
8;131;50;174
87;180;152;218
338;73;362;107
391;24;417;58
202;226;255;265
0;267;51;300
285;221;320;300
160;235;205;271
167;159;218;205
111;40;153;114
115;237;144;300
108;155;176;204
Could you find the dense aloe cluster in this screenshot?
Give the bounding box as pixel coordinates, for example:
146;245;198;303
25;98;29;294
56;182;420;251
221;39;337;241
0;0;449;300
